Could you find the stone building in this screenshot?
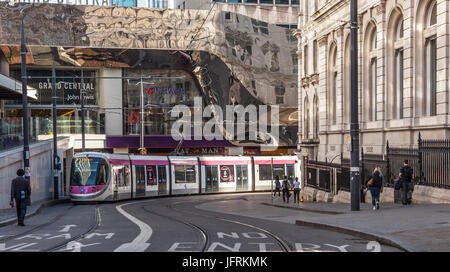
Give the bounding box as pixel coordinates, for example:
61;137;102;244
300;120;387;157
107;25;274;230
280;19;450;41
295;0;450;162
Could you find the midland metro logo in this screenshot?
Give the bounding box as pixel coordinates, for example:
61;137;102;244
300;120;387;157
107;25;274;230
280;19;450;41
170;97;280;151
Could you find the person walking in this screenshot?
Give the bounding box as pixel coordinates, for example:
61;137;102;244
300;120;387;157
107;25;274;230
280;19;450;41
399;160;413;205
282;176;292;204
366;167;383;210
293;177;301;204
10;169;31;226
273;176;281;197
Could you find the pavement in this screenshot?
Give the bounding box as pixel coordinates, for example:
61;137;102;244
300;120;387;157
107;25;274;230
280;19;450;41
249;193;450;252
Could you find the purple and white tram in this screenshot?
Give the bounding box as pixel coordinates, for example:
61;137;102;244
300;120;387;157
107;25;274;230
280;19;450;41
70;152;301;202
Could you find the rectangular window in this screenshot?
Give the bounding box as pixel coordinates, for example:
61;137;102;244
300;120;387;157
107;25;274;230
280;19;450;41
313;40;318;74
259;165;272;181
175;165;196;183
304;45;308;76
273;164;285;179
258;164;285;180
395;49;404;119
175;165;186;183
185;166;196;183
428;38;437;116
371;58;377;121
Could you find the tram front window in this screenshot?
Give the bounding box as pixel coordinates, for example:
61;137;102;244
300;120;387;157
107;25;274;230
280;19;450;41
71;157;108;186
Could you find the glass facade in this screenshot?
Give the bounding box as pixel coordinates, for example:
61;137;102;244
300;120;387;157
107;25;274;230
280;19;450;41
122;69;201;136
1;68;105;152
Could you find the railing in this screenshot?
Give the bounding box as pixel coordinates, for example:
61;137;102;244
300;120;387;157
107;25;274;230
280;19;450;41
305;134;450;195
420;137;450;189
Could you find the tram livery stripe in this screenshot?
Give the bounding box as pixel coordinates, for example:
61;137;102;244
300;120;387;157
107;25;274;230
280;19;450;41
109;159;131;165
255;160;298;165
131;160;169;165
170;160;198;165
200;160;251;165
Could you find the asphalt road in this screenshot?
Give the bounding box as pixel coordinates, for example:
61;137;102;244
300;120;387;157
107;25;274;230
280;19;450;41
0;193;403;252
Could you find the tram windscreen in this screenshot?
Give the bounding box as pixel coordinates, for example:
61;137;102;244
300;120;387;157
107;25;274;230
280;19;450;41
71;157;109;186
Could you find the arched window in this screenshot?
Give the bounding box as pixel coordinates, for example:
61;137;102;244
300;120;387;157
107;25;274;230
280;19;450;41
304;96;310;139
328;43;338;125
387;8;404;120
425;0;437;116
364;22;377;122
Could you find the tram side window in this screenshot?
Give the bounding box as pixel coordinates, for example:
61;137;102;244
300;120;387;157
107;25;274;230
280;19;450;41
185;166;196;183
96;161;108;186
146;165;157;185
175;165;196;183
124;165;131;186
175;165;186;183
116;166;131;187
220;165;235;182
258;165;272;180
258;164;286;180
273;165;285;179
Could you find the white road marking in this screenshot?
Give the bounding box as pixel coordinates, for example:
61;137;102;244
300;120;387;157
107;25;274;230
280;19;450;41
59;225;77;232
61;241;101;252
114;202;152;252
366;241;381;252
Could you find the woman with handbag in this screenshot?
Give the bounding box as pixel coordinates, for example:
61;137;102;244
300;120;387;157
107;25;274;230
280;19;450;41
366;167;383;211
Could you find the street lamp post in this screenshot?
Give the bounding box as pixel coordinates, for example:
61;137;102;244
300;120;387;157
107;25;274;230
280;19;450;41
20;18;30;182
350;0;360;211
51;58;59;199
81;70;86;152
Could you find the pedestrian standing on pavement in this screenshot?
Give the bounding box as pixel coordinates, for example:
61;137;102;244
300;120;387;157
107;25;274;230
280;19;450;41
293;177;301;204
274;176;281;197
10;169;31;226
399;160;414;205
282;176;292;204
366;167;383;211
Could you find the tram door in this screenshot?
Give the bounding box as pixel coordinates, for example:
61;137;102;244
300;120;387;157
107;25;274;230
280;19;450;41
287;164;295;181
205;166;219;192
236;165;248;190
157;166;168;195
135;166;146;197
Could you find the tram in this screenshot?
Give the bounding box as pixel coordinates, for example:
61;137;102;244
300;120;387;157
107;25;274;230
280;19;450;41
69;152;301;202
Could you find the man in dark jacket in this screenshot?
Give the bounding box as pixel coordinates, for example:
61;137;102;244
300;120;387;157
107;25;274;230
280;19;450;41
399;160;413;205
10;169;31;226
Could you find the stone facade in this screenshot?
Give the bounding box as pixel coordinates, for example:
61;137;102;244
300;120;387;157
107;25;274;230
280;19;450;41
295;0;450;162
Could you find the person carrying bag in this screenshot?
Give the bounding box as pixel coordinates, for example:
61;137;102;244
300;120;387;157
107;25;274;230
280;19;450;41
366;167;383;211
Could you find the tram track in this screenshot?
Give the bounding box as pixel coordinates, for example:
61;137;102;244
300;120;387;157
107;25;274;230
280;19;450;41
0;205;75;244
46;205;101;252
165;198;292;252
141;204;209;252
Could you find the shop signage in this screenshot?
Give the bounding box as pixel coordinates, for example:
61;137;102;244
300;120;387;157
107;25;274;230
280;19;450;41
179;147;224;155
146;87;185;95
